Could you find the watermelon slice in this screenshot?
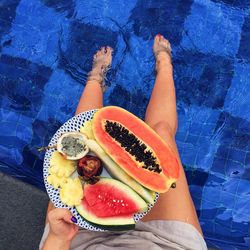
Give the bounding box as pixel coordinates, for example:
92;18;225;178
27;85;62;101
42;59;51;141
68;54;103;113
76;178;148;230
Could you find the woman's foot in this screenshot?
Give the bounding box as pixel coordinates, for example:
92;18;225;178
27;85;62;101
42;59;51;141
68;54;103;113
153;34;172;72
87;46;113;92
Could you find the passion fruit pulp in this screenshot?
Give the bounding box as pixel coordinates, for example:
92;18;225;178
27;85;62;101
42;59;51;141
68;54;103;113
57;132;89;160
77;155;103;178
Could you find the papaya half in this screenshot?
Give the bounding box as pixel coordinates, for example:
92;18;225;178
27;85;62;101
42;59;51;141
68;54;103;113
92;106;180;193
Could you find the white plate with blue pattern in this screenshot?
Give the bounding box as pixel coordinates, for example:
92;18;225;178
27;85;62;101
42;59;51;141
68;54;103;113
43;109;159;231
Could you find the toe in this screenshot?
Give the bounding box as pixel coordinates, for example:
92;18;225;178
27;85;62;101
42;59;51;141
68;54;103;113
106;46;113;55
97;50;102;56
163;39;171;50
162;39;168;46
93;53;98;60
101;46;106;54
154;34;160;43
159;35;164;42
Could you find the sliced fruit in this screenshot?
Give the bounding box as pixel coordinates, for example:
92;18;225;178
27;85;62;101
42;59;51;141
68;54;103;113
92;106;180;193
80;120;94;139
47;174;68;189
49;151;76;177
57;132;89;160
60;178;83;206
77;155;103;178
76;177;147;230
76;200;135;231
83;139;154;204
83;178;147;218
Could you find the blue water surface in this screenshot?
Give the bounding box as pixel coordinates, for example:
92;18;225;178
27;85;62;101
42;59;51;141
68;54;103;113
0;0;249;249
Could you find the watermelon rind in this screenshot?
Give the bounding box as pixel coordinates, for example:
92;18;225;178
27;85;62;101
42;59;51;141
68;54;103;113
76;202;135;231
75;177;148;231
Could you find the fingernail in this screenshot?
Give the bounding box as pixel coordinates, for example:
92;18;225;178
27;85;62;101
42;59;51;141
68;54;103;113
157;33;161;37
71;216;77;223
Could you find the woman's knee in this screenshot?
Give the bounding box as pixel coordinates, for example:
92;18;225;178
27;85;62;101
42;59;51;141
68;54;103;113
152;121;176;141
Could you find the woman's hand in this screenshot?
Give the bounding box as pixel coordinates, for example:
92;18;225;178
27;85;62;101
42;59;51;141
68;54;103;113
42;208;79;250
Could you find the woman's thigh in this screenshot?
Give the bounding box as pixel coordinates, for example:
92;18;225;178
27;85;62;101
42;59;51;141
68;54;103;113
142;122;203;235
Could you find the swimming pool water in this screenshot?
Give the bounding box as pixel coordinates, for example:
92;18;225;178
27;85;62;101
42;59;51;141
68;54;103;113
0;0;249;249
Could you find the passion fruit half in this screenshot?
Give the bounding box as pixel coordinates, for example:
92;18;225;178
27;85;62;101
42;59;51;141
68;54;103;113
77;155;103;178
57;132;89;160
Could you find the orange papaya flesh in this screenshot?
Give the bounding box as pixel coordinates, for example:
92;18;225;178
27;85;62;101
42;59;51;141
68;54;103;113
92;106;180;193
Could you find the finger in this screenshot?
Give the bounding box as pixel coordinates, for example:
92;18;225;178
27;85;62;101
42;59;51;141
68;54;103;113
48;208;74;224
73;224;79;233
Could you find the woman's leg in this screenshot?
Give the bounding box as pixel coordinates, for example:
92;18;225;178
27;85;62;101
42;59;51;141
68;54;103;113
75;46;113;115
142;35;202;235
45;46;113;222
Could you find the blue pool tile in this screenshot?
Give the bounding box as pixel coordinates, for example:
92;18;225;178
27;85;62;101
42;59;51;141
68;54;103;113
200;220;215;237
108;85;131;111
2;0;67;67
175;131;187;142
42;0;75;18
216;146;230;159
215;208;233;228
181;0;245;57
237;14;250;61
224;62;250;122
228;148;247;164
185;167;209;186
0;121;20;137
206;173;226;186
0;0;20;40
189;122;202;135
129;0;193;44
214;112;250;150
226;159;245;178
233;198;250;222
232;221;250;237
0;55;52;115
221;178;240;194
174;51;234;109
220;191;236;210
211;0;250;9
74;0;137;31
211;157;227;175
185;133;199;144
246;152;250;165
200;123;216;136
189;185;203;198
202;186;221;203
214;223;234;240
38;69;83;123
176;105;220;170
200;200;218;219
180;145;198;165
21;118;62;175
237;179;250;197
